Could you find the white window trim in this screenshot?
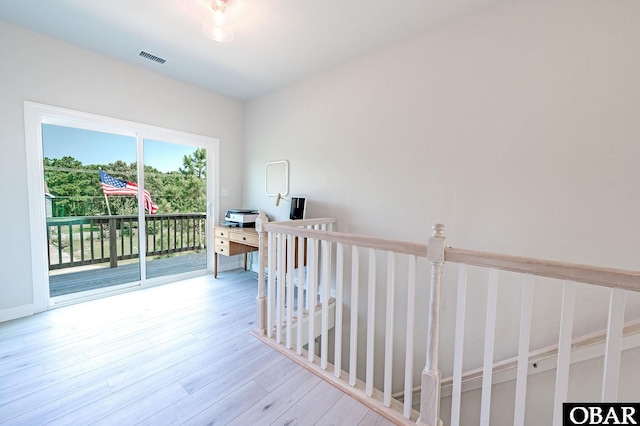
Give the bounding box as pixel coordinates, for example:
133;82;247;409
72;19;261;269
24;101;220;312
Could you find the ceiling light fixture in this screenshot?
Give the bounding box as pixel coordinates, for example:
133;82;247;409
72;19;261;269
203;0;234;42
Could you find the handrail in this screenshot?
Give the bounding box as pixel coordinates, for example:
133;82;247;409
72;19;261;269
46;212;206;270
446;247;640;292
267;217;338;228
263;224;640;292
254;221;640;425
264;221;428;256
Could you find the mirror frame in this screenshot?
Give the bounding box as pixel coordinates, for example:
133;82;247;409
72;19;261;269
265;160;289;196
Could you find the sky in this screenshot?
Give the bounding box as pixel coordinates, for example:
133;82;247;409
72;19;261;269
42;124;201;172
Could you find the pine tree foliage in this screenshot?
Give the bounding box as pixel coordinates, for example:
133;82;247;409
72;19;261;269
44;148;207;217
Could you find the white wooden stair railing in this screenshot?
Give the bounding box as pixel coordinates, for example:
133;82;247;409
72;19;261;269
442;248;640;426
251;216;640;426
253;214;445;425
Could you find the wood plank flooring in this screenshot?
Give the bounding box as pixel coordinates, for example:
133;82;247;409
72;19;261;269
49;252;207;297
0;270;394;425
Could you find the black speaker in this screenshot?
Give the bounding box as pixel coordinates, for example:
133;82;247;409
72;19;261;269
289;197;306;220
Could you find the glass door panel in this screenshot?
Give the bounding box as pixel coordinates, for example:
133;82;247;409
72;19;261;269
42;123;141;298
143;139;207;280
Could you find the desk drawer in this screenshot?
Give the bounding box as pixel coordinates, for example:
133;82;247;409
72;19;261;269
215;238;229;250
215;245;229;256
230;232;258;247
215;228;230;239
215;240;258;256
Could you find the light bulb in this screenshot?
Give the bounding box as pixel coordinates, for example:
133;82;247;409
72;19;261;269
209;0;227;13
214;11;225;25
203;23;234;43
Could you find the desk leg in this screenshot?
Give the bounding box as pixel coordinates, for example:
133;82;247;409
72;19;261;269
244;253;248;271
214;253;218;279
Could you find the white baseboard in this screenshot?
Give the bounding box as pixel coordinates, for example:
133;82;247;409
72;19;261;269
0;304;35;323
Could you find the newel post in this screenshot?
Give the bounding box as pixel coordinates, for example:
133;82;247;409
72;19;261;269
255;210;269;335
418;224;446;426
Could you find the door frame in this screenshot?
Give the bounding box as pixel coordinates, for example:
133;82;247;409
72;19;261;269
24;101;220;312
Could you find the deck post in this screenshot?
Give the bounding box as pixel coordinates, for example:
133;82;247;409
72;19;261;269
109;217;118;268
255;210;269;335
418;224;446;426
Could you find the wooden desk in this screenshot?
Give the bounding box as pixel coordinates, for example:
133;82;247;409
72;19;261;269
213;224;308;278
214;226;259;278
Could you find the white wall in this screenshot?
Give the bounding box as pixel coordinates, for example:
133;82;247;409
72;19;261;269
243;0;640;421
244;0;640;269
244;0;640;300
245;1;640;268
0;22;245;320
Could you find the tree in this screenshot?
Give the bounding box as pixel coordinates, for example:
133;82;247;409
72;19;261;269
44;156;103;216
44;149;207;217
176;148;207;212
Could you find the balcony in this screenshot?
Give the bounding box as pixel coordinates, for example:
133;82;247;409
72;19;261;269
47;213;207;297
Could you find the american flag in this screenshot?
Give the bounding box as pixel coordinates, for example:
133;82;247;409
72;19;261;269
99;170;158;214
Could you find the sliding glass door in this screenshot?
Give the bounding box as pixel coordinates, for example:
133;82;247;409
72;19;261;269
26;103;218;307
43;124;142;298
143;139;208;281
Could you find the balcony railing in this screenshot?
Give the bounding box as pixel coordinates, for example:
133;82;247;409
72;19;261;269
46;213;206;270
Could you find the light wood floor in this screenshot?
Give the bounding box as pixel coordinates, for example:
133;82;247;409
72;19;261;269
0;270;394;425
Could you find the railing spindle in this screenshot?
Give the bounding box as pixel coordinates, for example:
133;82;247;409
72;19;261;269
173;216;177;251
276;233;285;344
152;216;157;254
121;218;125;258
334;242;344;378
46;226;52;267
514;274;534;426
267;231;276;338
552;281;576;426
192;216;196;250
100;221;105;261
349;245;360;387
450;263;468;426
79;222;85;265
286;234;295;349
383;251;395;407
180;217;184;249
129;217;134;258
89;219;95;262
480;268;499;426
68;223;74;266
403;254;417;419
297;236;305;355
307;237;318;362
57;224;62;268
366;248;376;397
602;287;626;401
321;239;330;369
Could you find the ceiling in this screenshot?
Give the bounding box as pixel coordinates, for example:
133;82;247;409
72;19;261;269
0;0;510;101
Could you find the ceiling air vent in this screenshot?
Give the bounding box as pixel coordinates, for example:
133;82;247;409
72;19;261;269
137;50;167;64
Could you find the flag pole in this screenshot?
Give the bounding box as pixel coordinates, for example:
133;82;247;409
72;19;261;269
99;167;112;215
104;193;112;216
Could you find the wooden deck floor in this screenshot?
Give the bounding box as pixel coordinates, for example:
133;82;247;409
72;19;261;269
0;270;395;425
49;252;207;297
